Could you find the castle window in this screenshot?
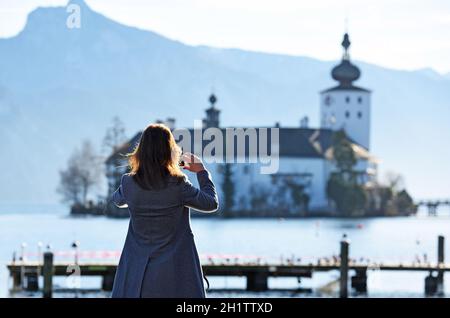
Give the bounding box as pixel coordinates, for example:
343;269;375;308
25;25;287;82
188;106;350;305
358;96;363;104
345;96;350;103
345;111;350;118
357;111;363;119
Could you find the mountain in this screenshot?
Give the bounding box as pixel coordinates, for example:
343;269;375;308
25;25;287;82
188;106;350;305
0;0;449;204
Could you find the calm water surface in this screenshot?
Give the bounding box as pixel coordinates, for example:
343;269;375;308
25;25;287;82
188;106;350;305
1;204;450;298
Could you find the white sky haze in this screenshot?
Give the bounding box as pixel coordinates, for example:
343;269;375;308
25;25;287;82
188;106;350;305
0;0;449;74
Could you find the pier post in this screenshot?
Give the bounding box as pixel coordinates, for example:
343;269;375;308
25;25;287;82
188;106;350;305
20;243;27;291
339;239;349;298
246;272;268;291
425;272;438;296
428;204;437;216
10;251;22;291
437;235;445;295
102;272;115;291
351;268;367;293
11;272;22;291
43;251;54;298
25;273;39;292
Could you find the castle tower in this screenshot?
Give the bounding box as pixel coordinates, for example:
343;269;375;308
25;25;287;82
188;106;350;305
320;33;371;150
204;93;220;128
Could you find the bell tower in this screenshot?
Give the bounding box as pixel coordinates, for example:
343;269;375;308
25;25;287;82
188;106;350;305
320;33;371;150
204;94;220;128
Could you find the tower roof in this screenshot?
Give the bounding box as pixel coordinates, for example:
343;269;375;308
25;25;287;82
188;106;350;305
206;93;220;114
209;93;217;106
330;33;361;88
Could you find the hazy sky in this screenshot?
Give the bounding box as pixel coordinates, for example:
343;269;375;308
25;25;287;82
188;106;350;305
1;0;450;74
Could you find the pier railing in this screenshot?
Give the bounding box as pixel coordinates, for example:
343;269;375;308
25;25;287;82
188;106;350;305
6;235;447;298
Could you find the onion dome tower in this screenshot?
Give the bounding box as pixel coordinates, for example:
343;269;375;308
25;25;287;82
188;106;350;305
320;32;372;150
331;33;361;88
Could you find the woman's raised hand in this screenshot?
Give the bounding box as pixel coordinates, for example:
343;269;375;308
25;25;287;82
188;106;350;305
180;153;205;173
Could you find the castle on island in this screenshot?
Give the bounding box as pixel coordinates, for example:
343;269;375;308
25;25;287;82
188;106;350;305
106;33;379;217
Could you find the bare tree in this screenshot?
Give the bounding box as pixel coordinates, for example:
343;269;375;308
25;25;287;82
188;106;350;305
57;140;103;206
57;158;83;205
103;116;128;196
383;171;405;193
102;116;127;155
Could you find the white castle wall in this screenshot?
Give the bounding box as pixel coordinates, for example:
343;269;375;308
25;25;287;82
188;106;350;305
320;90;371;150
200;157;330;213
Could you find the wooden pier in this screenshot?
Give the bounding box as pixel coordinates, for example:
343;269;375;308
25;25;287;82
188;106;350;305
7;236;448;297
416;199;450;216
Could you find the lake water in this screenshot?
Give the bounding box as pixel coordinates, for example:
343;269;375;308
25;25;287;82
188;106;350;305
1;204;450;298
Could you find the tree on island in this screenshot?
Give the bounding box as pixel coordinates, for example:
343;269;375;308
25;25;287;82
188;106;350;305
375;171;416;216
326;131;417;217
394;190;415;215
102;116;128;196
326;130;366;216
287;181;310;216
102;116;127;155
57;140;103;210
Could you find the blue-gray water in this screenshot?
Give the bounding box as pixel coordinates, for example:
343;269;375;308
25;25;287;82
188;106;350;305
2;204;450;298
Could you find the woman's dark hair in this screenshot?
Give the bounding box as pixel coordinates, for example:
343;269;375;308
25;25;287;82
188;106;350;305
128;123;184;190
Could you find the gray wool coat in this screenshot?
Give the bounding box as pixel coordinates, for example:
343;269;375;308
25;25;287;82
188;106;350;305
110;170;219;298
